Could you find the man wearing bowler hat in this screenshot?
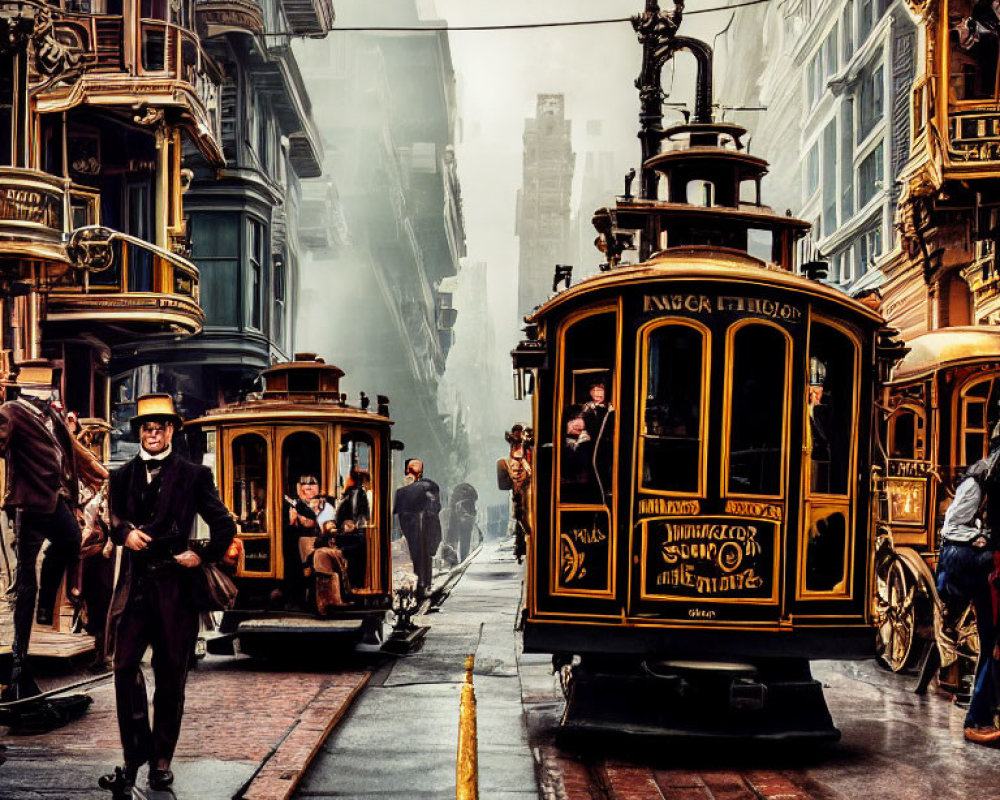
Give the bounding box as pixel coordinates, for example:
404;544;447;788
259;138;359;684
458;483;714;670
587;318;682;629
0;361;84;705
100;394;235;798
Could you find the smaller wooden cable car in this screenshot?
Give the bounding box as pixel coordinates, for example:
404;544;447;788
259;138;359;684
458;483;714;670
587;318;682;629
508;2;907;740
184;353;394;654
875;328;1000;677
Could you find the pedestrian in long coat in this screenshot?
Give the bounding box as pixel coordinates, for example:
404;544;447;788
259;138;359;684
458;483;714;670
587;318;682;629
0;363;82;702
393;458;441;597
100;393;235;798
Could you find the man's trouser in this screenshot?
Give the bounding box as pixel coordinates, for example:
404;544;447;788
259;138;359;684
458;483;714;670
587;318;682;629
113;566;199;770
937;542;997;728
11;498;81;662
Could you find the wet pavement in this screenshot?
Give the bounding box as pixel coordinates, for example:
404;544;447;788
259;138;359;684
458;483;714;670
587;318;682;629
523;641;1000;800
4;540;1000;799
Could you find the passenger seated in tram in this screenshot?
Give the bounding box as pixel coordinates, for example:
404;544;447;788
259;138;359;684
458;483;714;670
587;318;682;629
307;521;352;613
280;474;336;607
334;518;367;595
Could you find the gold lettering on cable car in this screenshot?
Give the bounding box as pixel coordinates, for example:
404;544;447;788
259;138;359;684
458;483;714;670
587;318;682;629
643;294;802;322
638;497;701;517
646;517;773;598
724;499;782;521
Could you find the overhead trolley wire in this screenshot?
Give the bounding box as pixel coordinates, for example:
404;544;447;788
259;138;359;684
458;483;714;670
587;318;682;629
329;0;774;32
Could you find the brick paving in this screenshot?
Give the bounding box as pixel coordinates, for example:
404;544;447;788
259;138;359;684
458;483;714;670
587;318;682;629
0;660;370;800
535;748;825;800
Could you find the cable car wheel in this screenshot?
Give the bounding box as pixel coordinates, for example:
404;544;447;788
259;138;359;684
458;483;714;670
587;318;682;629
875;556;919;672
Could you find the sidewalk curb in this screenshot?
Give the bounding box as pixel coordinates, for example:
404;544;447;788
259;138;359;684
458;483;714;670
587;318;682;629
239;673;371;800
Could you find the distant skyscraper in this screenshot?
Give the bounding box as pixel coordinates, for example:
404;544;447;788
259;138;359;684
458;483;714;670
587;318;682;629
515;94;575;320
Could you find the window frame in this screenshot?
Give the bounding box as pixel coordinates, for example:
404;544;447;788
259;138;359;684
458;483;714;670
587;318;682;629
635;316;712;499
721;319;793;501
956;374;1000;467
797;313;862;600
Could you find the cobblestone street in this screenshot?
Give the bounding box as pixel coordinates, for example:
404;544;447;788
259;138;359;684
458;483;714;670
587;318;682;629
0;658;371;800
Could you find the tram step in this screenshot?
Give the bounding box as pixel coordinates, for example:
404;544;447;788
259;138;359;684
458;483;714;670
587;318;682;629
236;617;364;635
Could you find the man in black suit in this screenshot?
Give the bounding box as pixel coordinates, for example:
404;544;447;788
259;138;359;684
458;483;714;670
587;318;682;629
100;394;235;799
393;459;441;597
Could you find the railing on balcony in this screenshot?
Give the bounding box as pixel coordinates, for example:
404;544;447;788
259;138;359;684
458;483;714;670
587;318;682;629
949;109;1000;165
0;167;99;259
68;233;200;306
47;229;204;336
41;11;223;152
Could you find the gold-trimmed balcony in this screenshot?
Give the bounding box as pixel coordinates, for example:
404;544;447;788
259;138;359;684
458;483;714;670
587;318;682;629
34;10;224;165
0;167;99;275
46;229;204;343
196;0;264;38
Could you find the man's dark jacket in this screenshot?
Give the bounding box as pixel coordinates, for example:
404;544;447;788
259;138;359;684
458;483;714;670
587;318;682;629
0;400;79;513
394;478;442;556
107;452;236;651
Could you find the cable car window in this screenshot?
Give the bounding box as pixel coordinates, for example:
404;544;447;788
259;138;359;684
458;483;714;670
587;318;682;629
889;407;925;460
747;228;774;262
641;323;704;494
232;433;267;533
559;311;616;506
807;322;856;495
960;377;1000;465
337;431;373;529
282;431;324;497
335;430;374;591
727;324;788;496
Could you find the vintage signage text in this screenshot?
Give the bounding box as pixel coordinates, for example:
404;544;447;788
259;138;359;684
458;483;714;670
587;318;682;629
644;293;802;322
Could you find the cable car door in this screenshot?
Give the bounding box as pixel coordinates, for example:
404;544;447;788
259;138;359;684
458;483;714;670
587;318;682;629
628;317;793;626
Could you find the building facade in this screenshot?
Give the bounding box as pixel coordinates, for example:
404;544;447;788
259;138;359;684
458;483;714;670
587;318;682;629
718;0;917;292
516;94;575;320
0;0;224;453
107;0;335;460
295;1;468;487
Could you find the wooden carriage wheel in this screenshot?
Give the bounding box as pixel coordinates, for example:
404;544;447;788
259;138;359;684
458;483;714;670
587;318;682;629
876;558;919;672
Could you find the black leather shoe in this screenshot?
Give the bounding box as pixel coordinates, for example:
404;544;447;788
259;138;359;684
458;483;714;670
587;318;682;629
98;766;135;800
148;768;174;790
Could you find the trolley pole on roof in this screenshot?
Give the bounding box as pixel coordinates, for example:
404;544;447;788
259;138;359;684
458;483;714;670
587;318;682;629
456;654;479;800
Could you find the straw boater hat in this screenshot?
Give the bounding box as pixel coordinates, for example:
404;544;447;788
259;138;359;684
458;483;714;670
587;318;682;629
129;393;184;435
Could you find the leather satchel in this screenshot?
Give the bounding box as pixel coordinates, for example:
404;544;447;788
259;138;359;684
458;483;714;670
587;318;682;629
192;561;238;611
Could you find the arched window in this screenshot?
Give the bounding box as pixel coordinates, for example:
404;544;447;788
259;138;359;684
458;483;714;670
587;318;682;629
232;432;268;533
960;376;1000;466
558;311;617;507
888;406;926;460
726;323;789;496
282;430;325;497
640;322;707;495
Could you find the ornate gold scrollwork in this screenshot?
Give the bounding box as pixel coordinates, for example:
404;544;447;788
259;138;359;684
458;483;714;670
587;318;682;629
67;226;115;272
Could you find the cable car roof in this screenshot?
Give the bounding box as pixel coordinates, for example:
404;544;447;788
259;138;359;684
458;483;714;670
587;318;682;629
890;326;1000;382
526;248;883;324
185;404;392;428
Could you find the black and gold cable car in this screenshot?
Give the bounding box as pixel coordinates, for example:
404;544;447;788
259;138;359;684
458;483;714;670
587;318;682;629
184;354;394;654
874;329;1000;674
509;3;902;739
